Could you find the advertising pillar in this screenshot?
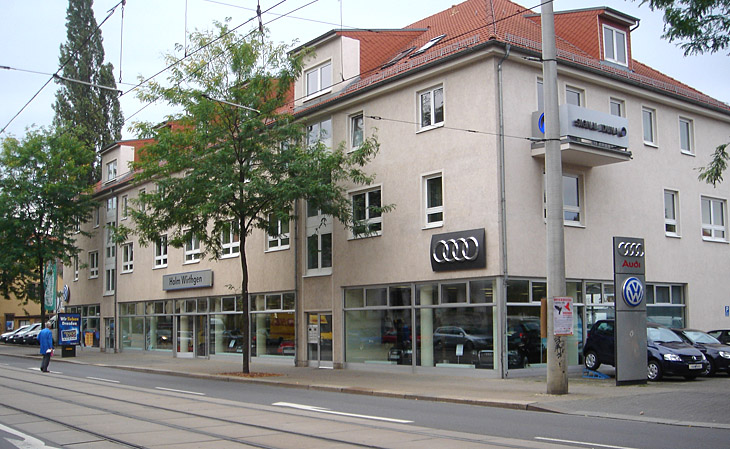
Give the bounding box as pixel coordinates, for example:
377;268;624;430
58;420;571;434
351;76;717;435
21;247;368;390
613;237;647;385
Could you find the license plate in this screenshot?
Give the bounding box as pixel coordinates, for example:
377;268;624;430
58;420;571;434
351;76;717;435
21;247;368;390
689;364;702;370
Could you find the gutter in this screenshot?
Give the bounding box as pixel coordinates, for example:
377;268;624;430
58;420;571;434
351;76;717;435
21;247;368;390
497;43;510;378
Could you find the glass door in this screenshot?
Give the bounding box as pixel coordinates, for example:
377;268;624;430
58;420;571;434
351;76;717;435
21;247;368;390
177;315;194;357
307;313;333;368
195;314;208;358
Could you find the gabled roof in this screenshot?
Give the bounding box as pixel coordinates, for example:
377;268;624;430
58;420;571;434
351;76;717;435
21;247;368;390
295;0;729;114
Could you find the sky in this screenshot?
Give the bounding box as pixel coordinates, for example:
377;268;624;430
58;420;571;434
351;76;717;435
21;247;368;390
1;0;729;141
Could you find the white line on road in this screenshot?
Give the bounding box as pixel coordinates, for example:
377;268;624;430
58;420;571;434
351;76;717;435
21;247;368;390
86;376;120;383
273;402;413;423
29;367;61;374
535;437;639;449
155;387;206;396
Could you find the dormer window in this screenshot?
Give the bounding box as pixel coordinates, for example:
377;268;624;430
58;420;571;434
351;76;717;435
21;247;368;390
411;34;446;57
305;61;332;97
382;47;415;69
106;160;117;182
603;25;627;66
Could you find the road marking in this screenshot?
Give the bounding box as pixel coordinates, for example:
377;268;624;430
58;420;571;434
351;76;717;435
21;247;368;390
535;437;639;449
0;422;60;448
272;402;413;423
29;367;61;374
155;387;205;396
86;376;120;383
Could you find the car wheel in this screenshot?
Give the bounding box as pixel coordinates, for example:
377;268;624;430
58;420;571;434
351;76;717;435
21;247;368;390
584;350;600;370
647;359;663;381
702;358;716;377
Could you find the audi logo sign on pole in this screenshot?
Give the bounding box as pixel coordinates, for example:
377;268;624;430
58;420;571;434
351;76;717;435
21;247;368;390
430;229;486;272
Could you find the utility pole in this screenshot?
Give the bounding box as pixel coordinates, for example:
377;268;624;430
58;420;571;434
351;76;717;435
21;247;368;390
541;1;568;394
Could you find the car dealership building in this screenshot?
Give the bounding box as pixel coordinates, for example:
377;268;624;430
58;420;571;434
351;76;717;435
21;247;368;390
64;0;730;377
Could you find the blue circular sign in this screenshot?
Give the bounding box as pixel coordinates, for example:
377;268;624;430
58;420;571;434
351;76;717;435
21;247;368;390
622;277;644;307
538;113;545;134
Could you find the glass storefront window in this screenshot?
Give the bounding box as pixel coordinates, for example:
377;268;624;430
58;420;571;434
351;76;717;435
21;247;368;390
121;316;144;349
469;280;493;304
416;284;437;306
506;305;544;367
283;293;295;310
210;313;246;355
345;309;413;365
366;288;387;307
390;286;411;306
418;306;494;369
222;296;236;312
648;306;684;328
506;279;529;302
146;315;173;351
251;312;295;357
531;282;546;303
441;283;467;304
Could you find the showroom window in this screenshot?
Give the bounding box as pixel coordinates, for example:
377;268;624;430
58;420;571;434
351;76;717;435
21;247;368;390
418;85;444;130
701;196;727;241
251;292;296;358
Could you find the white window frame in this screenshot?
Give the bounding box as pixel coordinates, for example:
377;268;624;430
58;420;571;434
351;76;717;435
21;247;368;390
89;251;99;279
642;107;657;146
350;187;383;239
307;117;333;150
701;196;727;242
609;98;625;117
121;242;134;273
305;61;332;99
350;113;364;151
565;86;583;107
411;34;446;56
537;77;544;111
121;195;129;220
664;190;680;237
94;207;100;228
106;160;117;183
184;233;201;263
73;256;79;281
154;235;168;268
107;196;117;212
105;222;116;260
104;268;115;295
267;216;290;251
221;221;240;258
305;203;332;276
423;172;444;228
544;172;585;226
418;85;444;131
679;117;694;155
603;24;628;66
138;188;146;211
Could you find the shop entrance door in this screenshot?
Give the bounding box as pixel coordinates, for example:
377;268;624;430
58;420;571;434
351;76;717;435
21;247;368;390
307;313;333;368
195;315;208;358
177;315;208;358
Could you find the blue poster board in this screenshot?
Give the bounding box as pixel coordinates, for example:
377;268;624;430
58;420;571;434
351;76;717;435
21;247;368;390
59;313;81;346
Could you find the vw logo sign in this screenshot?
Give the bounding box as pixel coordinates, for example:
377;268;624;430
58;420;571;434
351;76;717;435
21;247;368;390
432;237;479;264
622;277;644;307
617;241;644;257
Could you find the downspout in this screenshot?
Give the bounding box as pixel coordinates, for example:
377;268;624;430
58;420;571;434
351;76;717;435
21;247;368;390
114;192;119;353
294;199;302;367
497;43;510;378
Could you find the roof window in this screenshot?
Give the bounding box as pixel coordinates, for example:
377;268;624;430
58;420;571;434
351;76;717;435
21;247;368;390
382;47;416;69
410;34;446;57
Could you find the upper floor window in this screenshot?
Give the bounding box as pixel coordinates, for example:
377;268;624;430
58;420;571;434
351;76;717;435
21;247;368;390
221;221;240;257
105;222;116;259
305;203;332;276
89;251;99;279
565;86;583;106
121;242;134;273
121;195;129;219
412;34;446;56
305;61;332;97
609;98;625;117
352;188;382;238
419;85;444;130
544;173;584;225
105;268;115;295
107;196;117;212
350;113;364;151
307;118;333;150
603;25;628;65
664;190;680;236
106;160;117;182
73;256;79;281
537;78;544;111
642;107;657;145
424;173;443;228
267;215;290;251
679;117;694;155
185;233;201;263
701;196;727;241
94;207;100;227
154;235;168;268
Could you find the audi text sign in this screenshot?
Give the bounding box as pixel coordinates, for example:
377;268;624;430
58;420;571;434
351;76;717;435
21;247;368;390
430;229;486;272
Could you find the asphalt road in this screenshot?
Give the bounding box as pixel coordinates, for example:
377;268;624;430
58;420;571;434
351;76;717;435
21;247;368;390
1;355;728;449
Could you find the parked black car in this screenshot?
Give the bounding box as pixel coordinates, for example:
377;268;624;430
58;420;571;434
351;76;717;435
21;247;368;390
0;324;31;343
707;329;730;345
22;326;42;345
7;323;40;344
672;328;730;376
583;320;707;381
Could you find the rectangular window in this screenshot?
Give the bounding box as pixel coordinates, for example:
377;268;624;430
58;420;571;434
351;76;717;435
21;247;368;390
603;25;628;65
105;222;116;259
305;204;332;275
424;174;443;227
94;207;100;227
664;190;679;236
305;61;332;97
350;113;364;150
352;188;382;238
74;256;79;281
679;117;694;154
106;160;117;182
307;118;333;150
267;216;290;250
221;221;240;257
121;243;134;273
701;196;727;241
154;235;168;268
105;268;115;294
537;78;544;111
544;173;583;225
185;233;201;263
642;107;656;145
107;196;117;211
565;86;583;106
609;98;625;117
89;251;99;278
138;188;146;211
419;86;444;129
121;195;128;219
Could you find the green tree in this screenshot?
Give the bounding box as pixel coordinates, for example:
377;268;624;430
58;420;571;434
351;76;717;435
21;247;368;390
53;0;123;184
638;1;730;185
0;127;97;323
123;23;386;373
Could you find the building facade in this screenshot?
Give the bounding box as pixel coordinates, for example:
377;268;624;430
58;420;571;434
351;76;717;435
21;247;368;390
64;1;730;377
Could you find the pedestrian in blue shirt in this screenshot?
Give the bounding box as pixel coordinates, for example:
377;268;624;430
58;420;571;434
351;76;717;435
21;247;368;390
39;321;53;373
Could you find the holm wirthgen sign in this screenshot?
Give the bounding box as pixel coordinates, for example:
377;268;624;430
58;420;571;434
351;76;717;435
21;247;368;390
162;270;213;291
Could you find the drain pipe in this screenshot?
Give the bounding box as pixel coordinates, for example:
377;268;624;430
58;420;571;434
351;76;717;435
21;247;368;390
497;43;510;378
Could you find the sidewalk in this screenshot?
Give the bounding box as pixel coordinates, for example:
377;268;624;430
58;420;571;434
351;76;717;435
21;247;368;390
2;343;729;429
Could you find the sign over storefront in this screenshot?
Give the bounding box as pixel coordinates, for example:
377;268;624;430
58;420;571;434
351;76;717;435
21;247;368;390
532;104;629;148
162;270;213;291
430;228;486;272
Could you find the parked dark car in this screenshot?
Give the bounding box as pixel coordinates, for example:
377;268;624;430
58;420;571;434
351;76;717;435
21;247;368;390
583;320;707;381
672;328;730;376
707;329;730;345
0;325;31;343
22;326;43;345
8;323;40;344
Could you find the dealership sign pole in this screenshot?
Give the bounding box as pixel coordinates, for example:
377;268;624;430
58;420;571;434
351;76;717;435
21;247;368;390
613;237;647;385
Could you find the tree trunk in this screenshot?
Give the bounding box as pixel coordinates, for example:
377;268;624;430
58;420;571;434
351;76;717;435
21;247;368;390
240;224;250;373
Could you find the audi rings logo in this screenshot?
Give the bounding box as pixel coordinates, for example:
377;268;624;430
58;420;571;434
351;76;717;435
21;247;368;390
617;241;644;257
622;277;644;307
433;237;479;264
